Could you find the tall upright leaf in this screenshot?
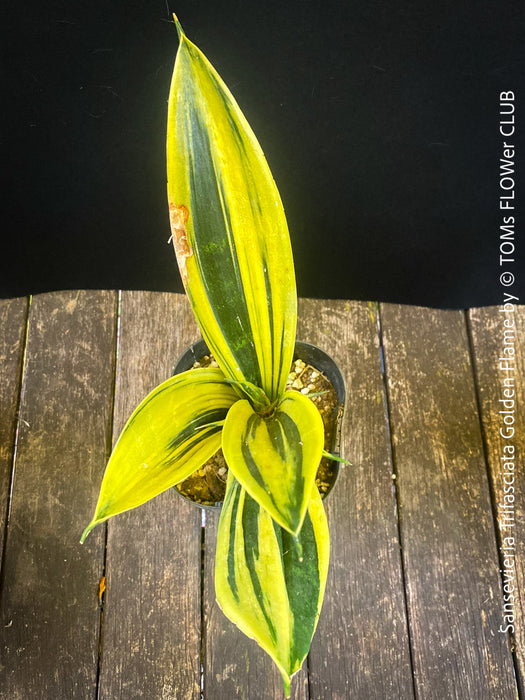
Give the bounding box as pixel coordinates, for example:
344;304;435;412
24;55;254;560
167;19;297;401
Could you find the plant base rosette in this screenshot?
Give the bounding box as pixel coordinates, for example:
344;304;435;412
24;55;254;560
173;339;345;509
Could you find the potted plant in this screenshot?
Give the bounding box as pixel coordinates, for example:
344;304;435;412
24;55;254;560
81;17;347;697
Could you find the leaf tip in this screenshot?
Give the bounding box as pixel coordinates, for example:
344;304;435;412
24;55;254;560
172;13;184;40
80;521;96;544
322;449;352;466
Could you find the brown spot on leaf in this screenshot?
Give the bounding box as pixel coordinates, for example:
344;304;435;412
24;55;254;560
169;203;193;284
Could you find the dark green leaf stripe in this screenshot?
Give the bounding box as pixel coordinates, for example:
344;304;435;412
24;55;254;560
222;391;325;534
81;368;238;541
225;477;241;604
167;408;227;452
168;424;223;464
242;414;270;489
279;517;321;667
167;22;297;401
183;108;262;389
215;474;330;696
242;486;279;645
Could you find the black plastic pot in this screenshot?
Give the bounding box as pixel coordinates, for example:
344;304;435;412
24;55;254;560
172;338;346;509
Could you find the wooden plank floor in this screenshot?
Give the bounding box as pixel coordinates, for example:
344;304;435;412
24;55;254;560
0;291;523;699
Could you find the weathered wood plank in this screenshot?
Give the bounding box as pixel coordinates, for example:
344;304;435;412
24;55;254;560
469;304;525;692
0;290;118;699
0;297;29;565
203;510;309;700
299;299;414;700
381;304;517;699
98;292;202;700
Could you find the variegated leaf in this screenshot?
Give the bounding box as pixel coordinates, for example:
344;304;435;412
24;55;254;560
215;474;330;697
167;19;296;401
81;368;238;541
221;390;324;535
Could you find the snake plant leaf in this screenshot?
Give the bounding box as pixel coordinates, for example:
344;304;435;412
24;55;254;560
167;18;297;401
215;474;330;697
81;368;238;542
221;390;324;535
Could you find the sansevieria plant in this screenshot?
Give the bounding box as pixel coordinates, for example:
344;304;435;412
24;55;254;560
82;17;344;696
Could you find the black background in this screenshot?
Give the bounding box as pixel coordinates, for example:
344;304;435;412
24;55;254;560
1;1;523;307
